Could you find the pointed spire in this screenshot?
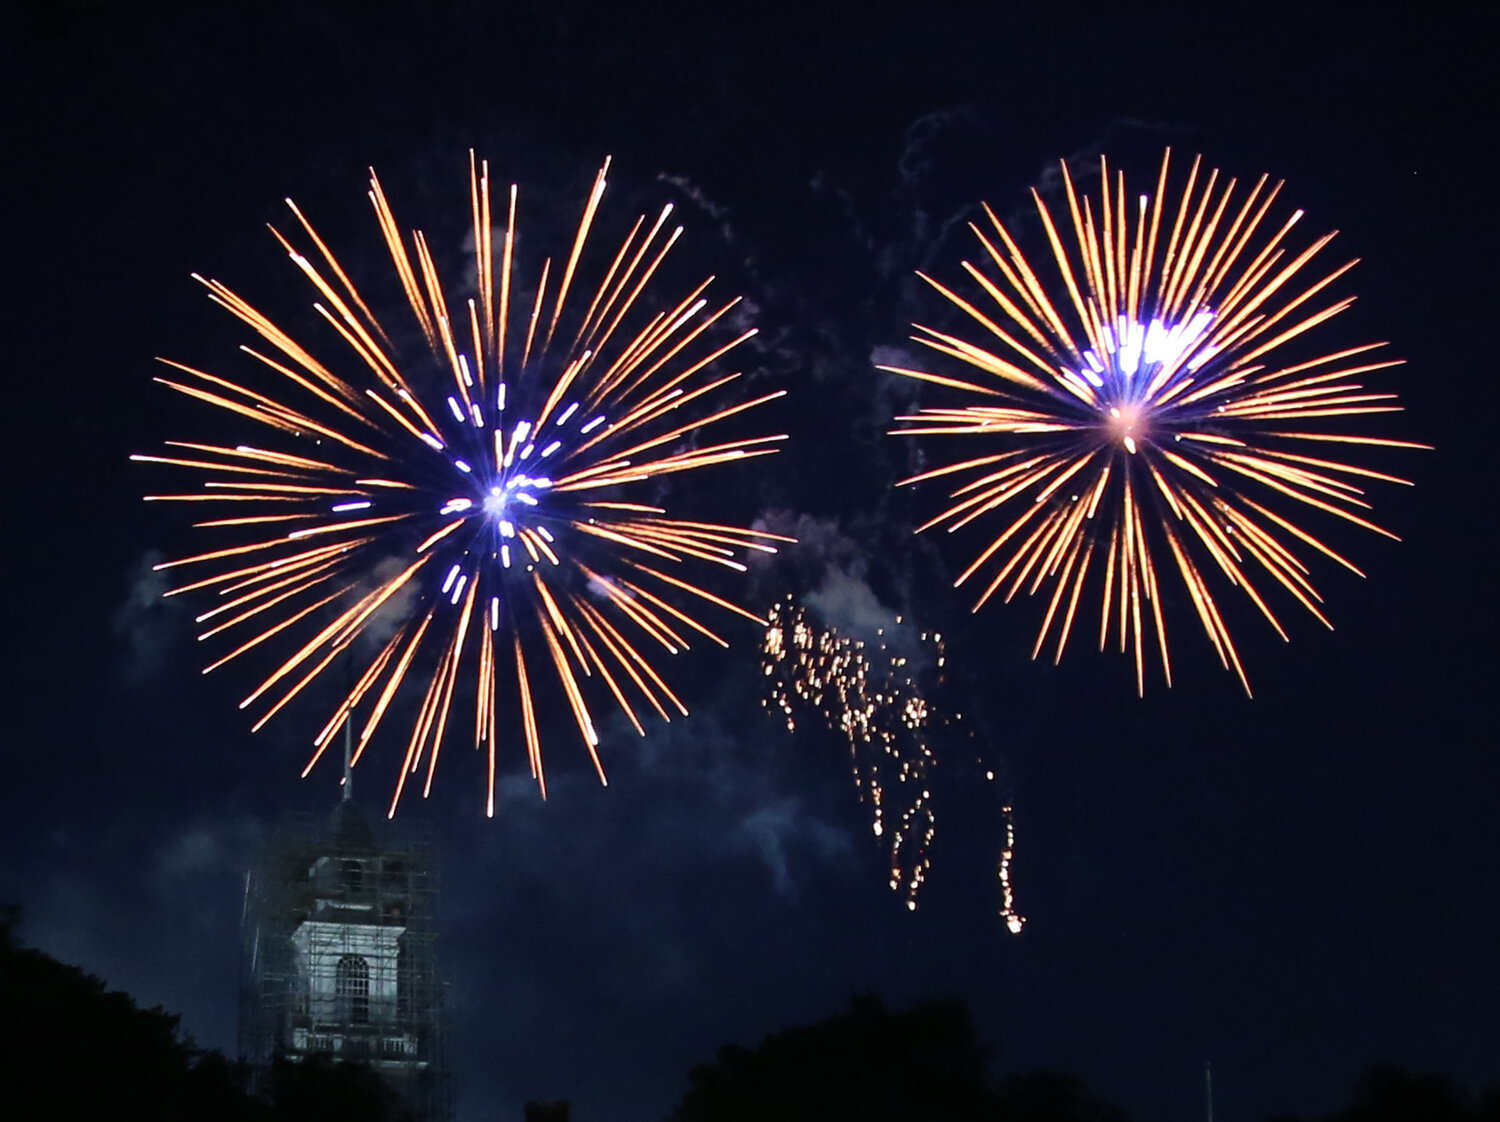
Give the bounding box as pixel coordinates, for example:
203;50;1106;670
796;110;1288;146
341;715;353;803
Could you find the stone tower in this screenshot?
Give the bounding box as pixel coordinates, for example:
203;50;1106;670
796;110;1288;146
239;793;449;1120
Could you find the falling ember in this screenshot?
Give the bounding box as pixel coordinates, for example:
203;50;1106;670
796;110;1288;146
761;597;945;911
887;148;1427;694
996;801;1025;934
137;153;790;816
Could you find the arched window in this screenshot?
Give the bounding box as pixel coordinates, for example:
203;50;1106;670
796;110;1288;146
339;859;363;893
335;954;370;1024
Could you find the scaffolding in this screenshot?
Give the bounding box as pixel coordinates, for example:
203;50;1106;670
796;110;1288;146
239;799;452;1121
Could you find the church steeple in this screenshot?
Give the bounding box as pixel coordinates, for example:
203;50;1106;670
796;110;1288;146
341;715;354;804
238;767;448;1119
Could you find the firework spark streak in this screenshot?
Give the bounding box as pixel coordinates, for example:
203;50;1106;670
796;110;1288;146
886;148;1425;694
137;155;789;816
761;598;946;911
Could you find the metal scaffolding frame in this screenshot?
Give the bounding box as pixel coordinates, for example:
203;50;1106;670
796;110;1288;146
239;800;452;1121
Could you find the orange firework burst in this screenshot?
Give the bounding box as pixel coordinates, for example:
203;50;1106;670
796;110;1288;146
887;149;1426;694
136;154;788;815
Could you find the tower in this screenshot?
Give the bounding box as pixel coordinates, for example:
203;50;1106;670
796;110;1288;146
239;750;450;1120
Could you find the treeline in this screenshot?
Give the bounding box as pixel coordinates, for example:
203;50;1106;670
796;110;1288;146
1270;1064;1500;1122
671;995;1500;1122
3;922;1496;1121
0;924;412;1122
672;994;1128;1122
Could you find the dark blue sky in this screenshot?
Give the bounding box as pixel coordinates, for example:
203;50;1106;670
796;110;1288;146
4;4;1495;1121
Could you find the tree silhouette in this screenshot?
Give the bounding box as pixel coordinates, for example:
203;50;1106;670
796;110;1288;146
671;994;998;1121
671;994;1138;1122
1332;1064;1473;1122
0;922;257;1120
1270;1063;1500;1122
994;1070;1133;1122
0;922;409;1121
267;1053;413;1122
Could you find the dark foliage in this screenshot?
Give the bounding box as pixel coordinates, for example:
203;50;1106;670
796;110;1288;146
0;926;408;1121
1334;1064;1473;1122
1271;1063;1500;1122
0;924;255;1121
994;1070;1133;1122
670;994;1133;1122
267;1053;413;1122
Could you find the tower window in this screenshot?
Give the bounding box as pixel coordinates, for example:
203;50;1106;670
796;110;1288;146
335;954;370;1024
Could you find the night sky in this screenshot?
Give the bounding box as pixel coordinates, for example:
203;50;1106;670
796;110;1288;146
5;4;1496;1121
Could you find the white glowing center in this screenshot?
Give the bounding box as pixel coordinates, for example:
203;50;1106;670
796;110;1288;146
1062;310;1218;457
1107;404;1147;454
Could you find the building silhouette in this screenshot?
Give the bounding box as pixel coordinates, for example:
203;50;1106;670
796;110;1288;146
239;759;450;1121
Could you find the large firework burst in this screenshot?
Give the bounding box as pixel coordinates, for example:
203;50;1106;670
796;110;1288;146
887;149;1425;693
136;155;788;815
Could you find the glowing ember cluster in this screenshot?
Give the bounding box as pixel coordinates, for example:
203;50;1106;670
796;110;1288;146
137;154;789;816
996;801;1024;934
762;597;1026;930
761;597;946;911
888;149;1425;694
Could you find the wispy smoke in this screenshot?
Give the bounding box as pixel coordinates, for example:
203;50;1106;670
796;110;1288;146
112;550;187;681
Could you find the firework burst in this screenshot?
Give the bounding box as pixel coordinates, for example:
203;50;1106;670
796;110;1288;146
136;154;788;815
887;148;1425;694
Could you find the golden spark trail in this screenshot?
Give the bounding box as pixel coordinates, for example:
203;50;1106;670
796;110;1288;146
761;598;967;914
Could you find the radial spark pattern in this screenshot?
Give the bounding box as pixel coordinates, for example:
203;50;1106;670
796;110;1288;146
888;149;1424;693
137;155;787;815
